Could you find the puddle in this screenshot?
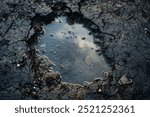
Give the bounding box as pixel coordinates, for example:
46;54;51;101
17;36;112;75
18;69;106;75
37;17;109;84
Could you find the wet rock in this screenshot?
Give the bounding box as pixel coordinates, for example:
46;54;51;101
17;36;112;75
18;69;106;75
35;3;52;15
95;48;102;55
118;74;132;85
87;83;99;93
44;72;61;86
95;47;101;52
37;55;54;68
103;71;113;79
93;77;103;82
83;81;92;86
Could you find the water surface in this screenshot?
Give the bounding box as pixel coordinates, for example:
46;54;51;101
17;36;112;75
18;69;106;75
37;17;109;84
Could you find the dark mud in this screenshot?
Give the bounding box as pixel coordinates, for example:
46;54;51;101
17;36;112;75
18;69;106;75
0;0;150;99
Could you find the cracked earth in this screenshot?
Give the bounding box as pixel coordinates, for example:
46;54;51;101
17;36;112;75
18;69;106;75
0;0;150;99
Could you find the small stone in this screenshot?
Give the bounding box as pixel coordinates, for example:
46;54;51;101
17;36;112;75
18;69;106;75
92;5;102;13
103;71;112;79
70;36;73;38
116;3;122;8
31;92;38;98
81;37;86;40
44;72;61;86
89;84;99;92
83;81;92;86
66;36;70;39
144;28;148;34
41;48;46;53
98;88;102;93
94;77;103;82
50;33;54;37
68;31;71;34
17;64;20;67
118;74;132;85
95;47;101;52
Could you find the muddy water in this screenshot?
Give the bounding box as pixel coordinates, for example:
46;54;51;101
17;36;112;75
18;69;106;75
37;17;109;84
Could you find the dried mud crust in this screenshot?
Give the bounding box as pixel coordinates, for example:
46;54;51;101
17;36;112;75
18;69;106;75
0;0;150;99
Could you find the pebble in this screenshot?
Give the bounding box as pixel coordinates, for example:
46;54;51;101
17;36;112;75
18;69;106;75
81;37;86;40
31;91;38;98
95;47;101;52
68;31;72;34
118;74;132;85
17;64;20;67
94;77;103;82
41;48;46;53
116;3;122;8
83;81;92;86
98;88;102;93
50;33;54;37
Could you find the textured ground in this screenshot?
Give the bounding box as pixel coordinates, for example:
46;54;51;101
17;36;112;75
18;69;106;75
0;0;150;99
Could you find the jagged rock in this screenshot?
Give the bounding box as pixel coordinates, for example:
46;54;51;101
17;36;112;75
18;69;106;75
44;72;61;86
118;74;132;85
